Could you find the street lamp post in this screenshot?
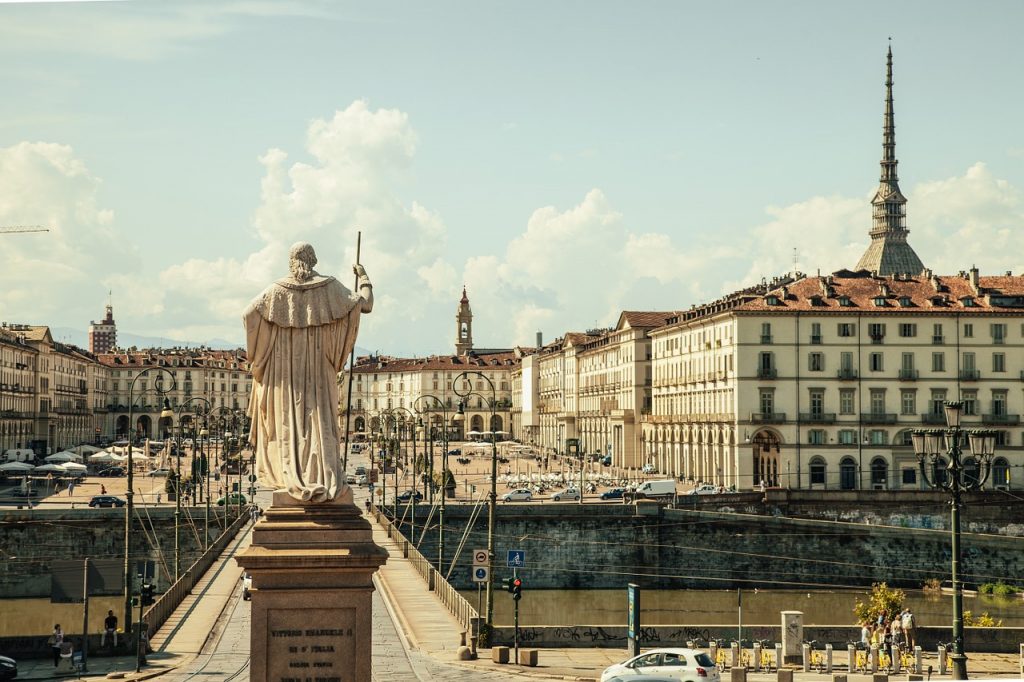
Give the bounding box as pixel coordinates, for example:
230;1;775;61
122;368;175;646
174;397;212;579
389;407;417;542
413;395;450;574
453;371;498;640
912;402;996;681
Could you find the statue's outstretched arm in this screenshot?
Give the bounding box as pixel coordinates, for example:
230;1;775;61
354;264;373;313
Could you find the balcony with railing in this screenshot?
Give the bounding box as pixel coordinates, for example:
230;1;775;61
932;335;944;345
810;335;822;345
982;413;1020;425
921;413;946;424
760;335;773;344
800;412;836;424
837;368;858;380
959;369;981;381
751;412;785;423
861;412;897;424
756;367;777;380
898;369;919;380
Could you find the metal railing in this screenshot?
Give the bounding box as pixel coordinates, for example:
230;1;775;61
800;412;836;423
861;412;897;424
756;368;777;379
751;412;785;423
143;510;250;638
982;413;1020;425
375;508;479;631
837;368;858;380
898;369;919;380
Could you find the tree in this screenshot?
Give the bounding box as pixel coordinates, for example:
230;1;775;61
853;582;906;625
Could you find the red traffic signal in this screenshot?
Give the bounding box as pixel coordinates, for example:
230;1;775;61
512;577;522;601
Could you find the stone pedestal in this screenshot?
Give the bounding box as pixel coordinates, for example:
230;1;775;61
236;490;388;682
780;610;803;664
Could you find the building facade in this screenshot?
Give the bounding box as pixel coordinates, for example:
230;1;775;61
88;303;117;355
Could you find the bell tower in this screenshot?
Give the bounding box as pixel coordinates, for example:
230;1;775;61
455;286;473;355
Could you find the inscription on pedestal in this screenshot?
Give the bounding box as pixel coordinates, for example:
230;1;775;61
267;607;356;682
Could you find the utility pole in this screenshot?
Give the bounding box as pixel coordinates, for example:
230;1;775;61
0;225;49;235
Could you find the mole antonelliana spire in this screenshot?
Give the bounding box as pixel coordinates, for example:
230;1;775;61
854;44;925;276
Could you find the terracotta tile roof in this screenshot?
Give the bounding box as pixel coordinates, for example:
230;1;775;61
733;270;1024;314
352;351;520;374
619;311;677;329
97;348;249;369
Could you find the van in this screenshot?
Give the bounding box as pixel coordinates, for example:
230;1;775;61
625;479;676;501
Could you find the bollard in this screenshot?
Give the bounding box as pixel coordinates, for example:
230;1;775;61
870;645;879;674
826;643;833;673
775;643;784;671
891;644;900;673
731;667;747;682
777;669;794;682
711;641;718;663
492;646;509;664
871;675;888;682
847;644;857;673
832;675;847;682
754;642;762;672
802;643;810;672
731;641;740;669
914;645;922;675
938;644;947;676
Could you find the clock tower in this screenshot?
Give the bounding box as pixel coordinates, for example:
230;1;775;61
455;286;473;355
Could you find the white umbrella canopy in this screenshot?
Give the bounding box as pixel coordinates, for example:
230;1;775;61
87;452;117;462
45;451;82;463
63;462;88;471
72;444;102;455
467;430;482;436
0;461;35;472
33;463;68;473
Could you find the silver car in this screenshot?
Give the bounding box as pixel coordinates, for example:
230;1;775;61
601;648;720;682
502;488;532;502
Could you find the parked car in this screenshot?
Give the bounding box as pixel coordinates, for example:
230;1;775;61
89;495;126;508
97;467;126;477
690;484;719;495
550;488;580;502
502;488;533;502
600;488;626;500
355;475;368;486
625;479;677;501
354;466;367;476
217;493;247;506
396;490;423;502
642;463;657;474
601;648;719;682
241;572;252;601
346;474;357;484
0;653;16;681
146;468;171;477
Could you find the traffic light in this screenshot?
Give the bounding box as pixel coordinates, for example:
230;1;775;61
141;583;155;606
512;577;522;601
503;577;515;594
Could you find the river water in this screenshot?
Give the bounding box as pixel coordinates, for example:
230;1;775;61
458;588;1024;628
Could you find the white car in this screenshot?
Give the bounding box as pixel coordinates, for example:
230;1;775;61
146;468;171;477
502;488;532;502
601;648;719;682
690;484;719;495
355;474;368;486
642;463;657;474
550;488;580;502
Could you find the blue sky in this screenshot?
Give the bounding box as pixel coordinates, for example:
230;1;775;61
1;1;1022;355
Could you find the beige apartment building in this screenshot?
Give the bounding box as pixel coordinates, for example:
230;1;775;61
647;269;1024;492
0;325;39;452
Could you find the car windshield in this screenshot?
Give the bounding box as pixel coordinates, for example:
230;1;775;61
694;652;714;667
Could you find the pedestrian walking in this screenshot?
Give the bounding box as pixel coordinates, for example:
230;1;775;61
100;485;107;495
890;614;903;648
49;624;63;666
67;481;75;496
156;492;162;504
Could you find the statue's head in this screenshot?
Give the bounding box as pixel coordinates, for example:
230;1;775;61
288;242;318;282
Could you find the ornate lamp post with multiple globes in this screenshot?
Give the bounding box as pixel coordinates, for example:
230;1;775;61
452;370;498;640
412;394;450;574
911;401;996;681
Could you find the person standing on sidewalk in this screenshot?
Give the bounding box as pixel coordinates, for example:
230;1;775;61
101;610;118;647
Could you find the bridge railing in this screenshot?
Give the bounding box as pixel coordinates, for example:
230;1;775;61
143;510;251;638
375;507;478;631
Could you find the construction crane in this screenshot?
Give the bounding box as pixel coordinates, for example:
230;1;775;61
0;225;49;235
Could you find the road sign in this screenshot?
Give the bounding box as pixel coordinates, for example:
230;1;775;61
472;566;489;583
507;549;526;568
472;549;488;566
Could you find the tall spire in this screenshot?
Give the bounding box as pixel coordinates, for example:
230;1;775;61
855;44;925;276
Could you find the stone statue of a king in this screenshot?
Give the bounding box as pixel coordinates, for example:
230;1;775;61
244;242;372;503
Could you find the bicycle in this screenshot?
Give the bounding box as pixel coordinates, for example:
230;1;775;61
878;650;892;673
853;648;870;673
755;640;775;672
740;649;752;669
898;646;916;673
804;640;825;673
714;640;729;671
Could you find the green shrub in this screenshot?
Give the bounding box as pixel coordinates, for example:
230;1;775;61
853;582;906;625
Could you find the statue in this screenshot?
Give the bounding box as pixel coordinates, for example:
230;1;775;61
244;242;372;503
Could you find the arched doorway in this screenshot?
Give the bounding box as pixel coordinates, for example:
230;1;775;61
354;416;365;433
116;415;130;439
750;430;780;488
839;457;857;490
870;457;889;489
137;415;153;440
992;457;1010;489
809;456;827;488
962;457;979;487
490;415;503;433
470;415;484;433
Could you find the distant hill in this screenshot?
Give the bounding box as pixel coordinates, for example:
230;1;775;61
50;326;371;358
